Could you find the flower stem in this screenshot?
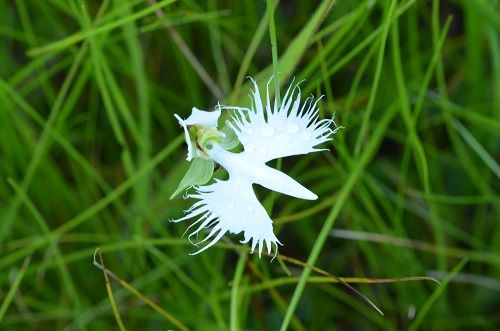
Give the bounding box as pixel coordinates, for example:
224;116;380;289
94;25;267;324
230;251;248;331
266;0;280;108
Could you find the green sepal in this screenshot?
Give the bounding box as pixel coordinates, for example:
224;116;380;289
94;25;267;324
170;158;214;199
218;126;240;150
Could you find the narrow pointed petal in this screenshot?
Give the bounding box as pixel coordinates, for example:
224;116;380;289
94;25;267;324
253;164;317;200
174;114;195;161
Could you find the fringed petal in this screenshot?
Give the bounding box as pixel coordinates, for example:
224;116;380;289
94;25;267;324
174;177;281;257
227;78;340;162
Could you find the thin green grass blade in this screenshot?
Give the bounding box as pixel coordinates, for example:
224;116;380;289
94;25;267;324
27;0;176;57
233;0;335;104
407;257;469;331
0;256;31;323
279;103;398;331
453;121;500;180
353;0;396;157
230;0;278;104
1;42;89;243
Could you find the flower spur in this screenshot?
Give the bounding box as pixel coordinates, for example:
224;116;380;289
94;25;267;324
173;78;340;257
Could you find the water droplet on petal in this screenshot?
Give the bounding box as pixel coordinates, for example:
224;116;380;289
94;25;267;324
287;122;300;134
261;126;275;137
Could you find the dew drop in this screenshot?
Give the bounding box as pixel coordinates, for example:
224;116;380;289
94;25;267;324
261;126;275;137
287;122;300;134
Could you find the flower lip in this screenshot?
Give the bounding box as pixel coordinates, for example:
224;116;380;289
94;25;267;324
206;143;318;200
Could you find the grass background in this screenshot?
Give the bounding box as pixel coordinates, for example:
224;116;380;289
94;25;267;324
1;0;499;330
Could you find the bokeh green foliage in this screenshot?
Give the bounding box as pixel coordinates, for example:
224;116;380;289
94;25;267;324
0;0;499;330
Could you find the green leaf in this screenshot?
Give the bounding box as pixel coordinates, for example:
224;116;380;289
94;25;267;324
170;158;214;199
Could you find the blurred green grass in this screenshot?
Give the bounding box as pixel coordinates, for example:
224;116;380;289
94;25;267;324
1;0;499;330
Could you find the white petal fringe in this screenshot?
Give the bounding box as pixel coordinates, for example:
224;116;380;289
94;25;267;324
172;177;281;257
224;77;341;162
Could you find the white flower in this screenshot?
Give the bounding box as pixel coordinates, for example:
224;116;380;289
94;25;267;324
173;78;340;257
